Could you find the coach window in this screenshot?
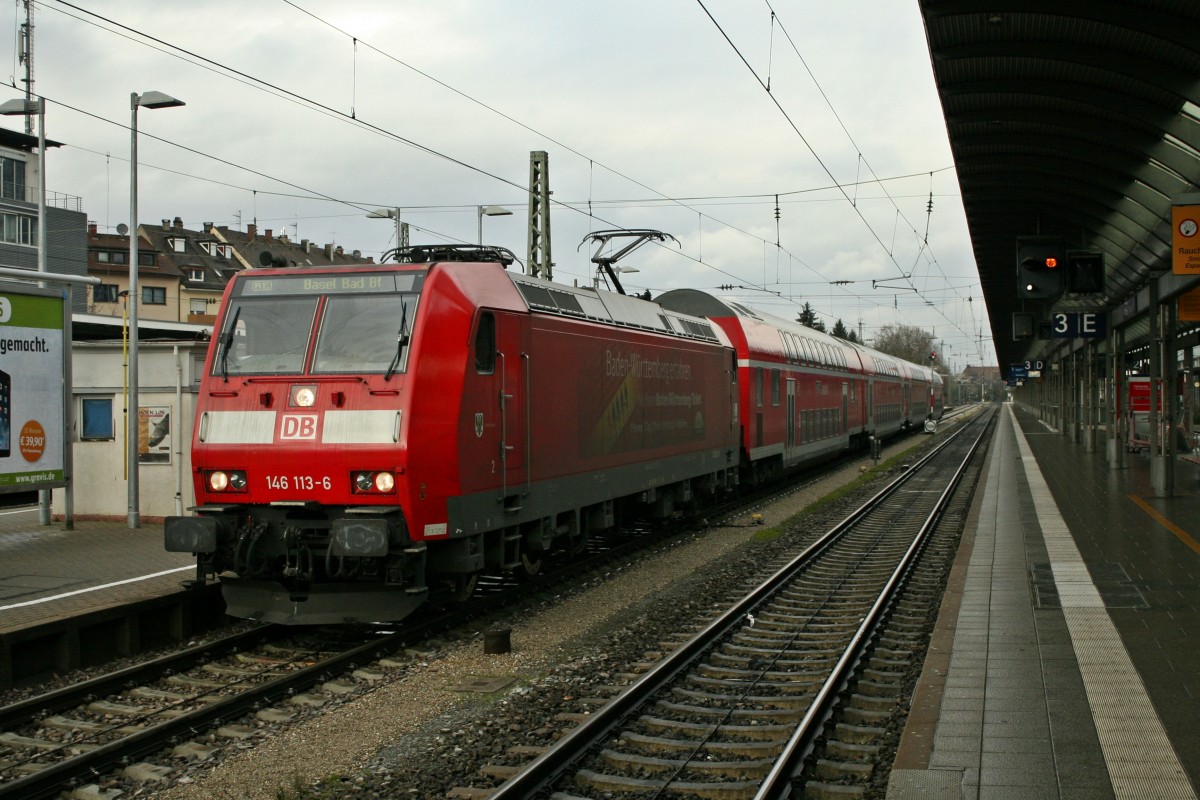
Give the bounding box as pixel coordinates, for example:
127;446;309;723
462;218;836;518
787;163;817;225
475;312;496;374
756;367;763;407
772;369;781;406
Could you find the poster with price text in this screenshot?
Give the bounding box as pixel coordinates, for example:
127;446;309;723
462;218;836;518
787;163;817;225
0;288;66;492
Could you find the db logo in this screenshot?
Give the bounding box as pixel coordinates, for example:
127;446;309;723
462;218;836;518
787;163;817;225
0;298;11;323
280;414;318;440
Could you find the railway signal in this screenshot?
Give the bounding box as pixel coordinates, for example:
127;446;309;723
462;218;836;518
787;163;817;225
1016;236;1065;300
1067;250;1105;294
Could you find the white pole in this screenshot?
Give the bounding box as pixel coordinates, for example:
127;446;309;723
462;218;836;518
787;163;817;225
128;92;141;528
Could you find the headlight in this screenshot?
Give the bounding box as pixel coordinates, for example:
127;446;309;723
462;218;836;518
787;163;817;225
353;471;396;494
290;385;317;407
207;470;248;493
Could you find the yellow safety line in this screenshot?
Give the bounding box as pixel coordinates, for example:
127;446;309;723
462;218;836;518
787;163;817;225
1128;494;1200;555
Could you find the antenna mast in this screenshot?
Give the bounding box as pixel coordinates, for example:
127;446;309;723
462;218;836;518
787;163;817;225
18;0;34;136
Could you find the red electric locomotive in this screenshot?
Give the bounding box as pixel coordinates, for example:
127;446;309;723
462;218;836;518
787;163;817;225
165;247;740;624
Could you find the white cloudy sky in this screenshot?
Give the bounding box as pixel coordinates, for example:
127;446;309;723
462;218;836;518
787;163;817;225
3;0;995;368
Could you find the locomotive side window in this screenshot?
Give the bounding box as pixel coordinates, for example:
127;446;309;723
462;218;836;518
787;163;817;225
475;312;496;374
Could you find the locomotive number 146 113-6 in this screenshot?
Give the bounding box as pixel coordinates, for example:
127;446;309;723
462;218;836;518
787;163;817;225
266;475;333;491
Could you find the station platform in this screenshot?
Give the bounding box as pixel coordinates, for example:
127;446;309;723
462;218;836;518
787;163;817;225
0;511;193;636
889;403;1200;800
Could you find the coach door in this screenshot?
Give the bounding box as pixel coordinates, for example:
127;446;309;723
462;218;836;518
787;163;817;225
786;379;796;452
494;312;528;504
842;382;849;437
867;378;875;432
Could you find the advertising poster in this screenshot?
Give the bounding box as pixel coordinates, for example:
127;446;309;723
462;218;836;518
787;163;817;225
0;288;65;491
139;404;171;464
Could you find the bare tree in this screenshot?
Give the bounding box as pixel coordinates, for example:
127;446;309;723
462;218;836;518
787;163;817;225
871;324;936;365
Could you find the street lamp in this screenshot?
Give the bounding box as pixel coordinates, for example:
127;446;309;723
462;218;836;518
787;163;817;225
476;204;512;245
367;208;407;255
128;90;185;529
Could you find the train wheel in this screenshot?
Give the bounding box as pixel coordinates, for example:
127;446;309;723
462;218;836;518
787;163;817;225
450;572;479;602
516;550;544;580
567;531;589;556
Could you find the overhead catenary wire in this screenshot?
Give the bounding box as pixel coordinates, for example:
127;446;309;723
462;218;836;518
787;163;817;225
37;0;984;354
697;0;983;348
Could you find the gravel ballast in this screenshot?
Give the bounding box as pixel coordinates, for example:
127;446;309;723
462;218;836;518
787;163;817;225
150;436;941;800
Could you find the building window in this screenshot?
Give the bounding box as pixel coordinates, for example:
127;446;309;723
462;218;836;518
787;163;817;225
199;241;214;255
80;397;114;440
142;286;166;305
139;252;155;266
189;298;207;315
168;237;186;253
216;244;231;258
1;157;26;202
94;284;119;303
110;250;126;264
188;268;204;282
0;212;34;245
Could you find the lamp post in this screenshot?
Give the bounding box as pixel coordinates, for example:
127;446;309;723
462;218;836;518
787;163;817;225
128;90;184;529
476;204;512;245
367;208;407;255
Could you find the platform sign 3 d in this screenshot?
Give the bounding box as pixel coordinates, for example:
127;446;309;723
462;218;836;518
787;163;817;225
0;287;66;492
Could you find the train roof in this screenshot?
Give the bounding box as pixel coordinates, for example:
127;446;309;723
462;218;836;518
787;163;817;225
505;273;726;346
656;287;940;380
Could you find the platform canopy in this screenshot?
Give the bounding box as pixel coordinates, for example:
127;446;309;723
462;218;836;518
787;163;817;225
919;1;1200;371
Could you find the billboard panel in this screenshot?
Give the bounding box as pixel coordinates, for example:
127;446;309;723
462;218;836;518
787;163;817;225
0;287;65;492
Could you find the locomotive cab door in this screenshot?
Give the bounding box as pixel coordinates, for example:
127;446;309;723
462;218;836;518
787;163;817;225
467;311;528;505
494;312;528;502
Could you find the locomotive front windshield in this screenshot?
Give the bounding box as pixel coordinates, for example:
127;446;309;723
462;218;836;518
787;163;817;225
212;271;424;377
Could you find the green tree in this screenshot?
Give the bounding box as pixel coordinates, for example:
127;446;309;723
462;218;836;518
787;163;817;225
797;303;826;332
831;319;849;339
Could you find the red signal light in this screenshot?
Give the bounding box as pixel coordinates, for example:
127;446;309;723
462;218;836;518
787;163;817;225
1044;257;1059;268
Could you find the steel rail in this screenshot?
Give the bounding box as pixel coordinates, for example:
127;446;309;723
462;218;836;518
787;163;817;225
0;624;277;732
0;629;404;800
488;410;991;799
753;408;993;799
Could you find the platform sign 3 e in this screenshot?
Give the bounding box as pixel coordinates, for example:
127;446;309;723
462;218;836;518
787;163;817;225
1051;312;1107;339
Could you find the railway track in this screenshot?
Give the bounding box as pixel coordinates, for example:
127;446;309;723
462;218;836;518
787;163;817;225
468;407;994;800
0;624;412;800
0;417;970;799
